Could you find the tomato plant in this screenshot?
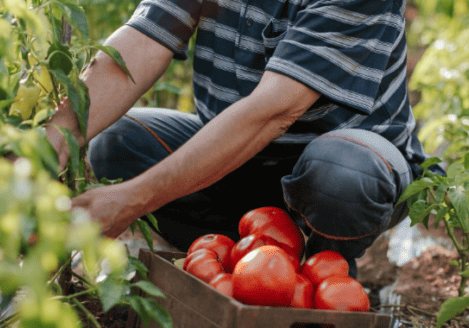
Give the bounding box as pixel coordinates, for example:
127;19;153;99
0;1;172;327
239;207;304;259
301;250;349;287
187;234;235;272
232;245;297;307
313;275;370;312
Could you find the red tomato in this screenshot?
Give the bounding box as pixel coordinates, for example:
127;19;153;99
230;233;300;273
232;245;297;307
314;275;370;312
183;248;217;271
187;234;235;272
238;207;304;259
301;250;349;287
184;249;225;283
291;274;314;309
238;206;280;237
209;273;234;297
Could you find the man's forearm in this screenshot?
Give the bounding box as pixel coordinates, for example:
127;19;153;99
125;71;321;220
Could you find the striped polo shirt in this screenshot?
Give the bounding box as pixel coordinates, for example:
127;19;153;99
126;0;441;177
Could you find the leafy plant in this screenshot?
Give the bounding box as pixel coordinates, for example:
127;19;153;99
408;0;469;165
0;1;172;327
397;156;469;327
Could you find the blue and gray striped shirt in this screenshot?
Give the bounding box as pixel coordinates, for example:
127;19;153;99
126;0;437;177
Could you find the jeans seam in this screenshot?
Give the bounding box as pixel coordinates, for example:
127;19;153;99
284;196;382;240
124;114;174;154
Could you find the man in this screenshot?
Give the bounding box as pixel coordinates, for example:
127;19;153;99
46;0;443;278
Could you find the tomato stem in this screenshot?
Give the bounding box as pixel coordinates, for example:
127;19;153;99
72;297;102;328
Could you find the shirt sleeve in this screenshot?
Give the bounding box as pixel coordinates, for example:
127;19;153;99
265;0;405;115
125;0;203;60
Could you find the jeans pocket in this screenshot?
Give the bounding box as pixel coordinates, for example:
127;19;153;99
262;19;287;64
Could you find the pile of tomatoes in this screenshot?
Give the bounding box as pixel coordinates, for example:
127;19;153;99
182;207;370;311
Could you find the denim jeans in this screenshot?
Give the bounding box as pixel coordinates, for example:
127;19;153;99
89;108;413;278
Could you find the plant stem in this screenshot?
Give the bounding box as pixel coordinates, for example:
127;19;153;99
72;298;102;328
52;288;96;301
48;255;73;285
50;74;60;105
71;270;93;287
458;249;469;297
407;305;436;318
443;217;463;252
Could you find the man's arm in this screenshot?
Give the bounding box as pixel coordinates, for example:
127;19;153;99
46;26;174;169
72;71;321;238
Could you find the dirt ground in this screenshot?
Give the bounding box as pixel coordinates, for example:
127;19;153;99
356;216;469;328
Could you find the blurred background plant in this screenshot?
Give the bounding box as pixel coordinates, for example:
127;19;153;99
408;0;469;165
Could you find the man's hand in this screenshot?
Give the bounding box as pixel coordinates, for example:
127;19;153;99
46;98;84;171
71;182;146;239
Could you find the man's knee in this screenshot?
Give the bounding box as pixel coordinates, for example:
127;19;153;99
281;129;403;240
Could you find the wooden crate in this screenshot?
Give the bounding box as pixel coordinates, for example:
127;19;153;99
126;250;391;328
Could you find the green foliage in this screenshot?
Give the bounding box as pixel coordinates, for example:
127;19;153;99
397;157;469;326
409;0;469;164
0;1;172;327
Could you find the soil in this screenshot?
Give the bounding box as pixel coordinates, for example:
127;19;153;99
356;216;469;328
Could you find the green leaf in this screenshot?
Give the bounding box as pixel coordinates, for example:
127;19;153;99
128;296;150;328
47;43;73;75
447;162;464;179
99;276;126;312
139;297;173;328
36;129;60;180
51;125;79;176
396;178;438;205
100;177;123;185
128;256;149;281
137;219;154;252
53;0;89;39
448;186;469;232
421;157;443;170
76;79;90;139
132;281;165;298
129;221;137;235
435;206;447;228
435;184;449;203
48;69;86;137
146;213;160;232
85;177;123;190
464;152;469;172
449;259;459;267
33;108;55;127
92;45;135;83
409;200;428;226
436;296;469;327
459;268;469;277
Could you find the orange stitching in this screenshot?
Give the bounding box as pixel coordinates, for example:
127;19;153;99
317;134;393;173
284;197;382;240
125;114;174;154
